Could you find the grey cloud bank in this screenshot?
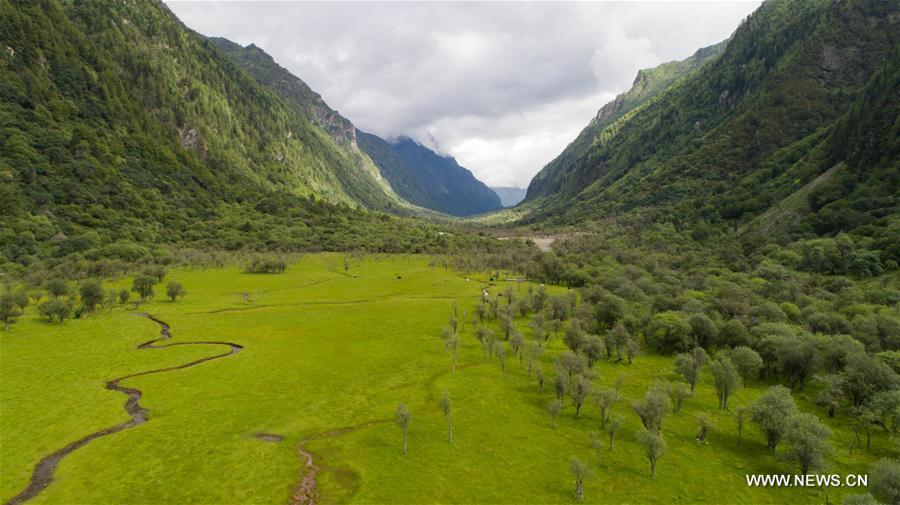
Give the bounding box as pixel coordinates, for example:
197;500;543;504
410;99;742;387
166;1;761;188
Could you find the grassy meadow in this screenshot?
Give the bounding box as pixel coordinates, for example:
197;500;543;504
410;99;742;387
1;254;894;504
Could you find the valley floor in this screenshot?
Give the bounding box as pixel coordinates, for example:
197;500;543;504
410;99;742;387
0;254;893;504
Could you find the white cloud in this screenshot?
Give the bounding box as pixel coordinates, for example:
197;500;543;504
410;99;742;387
166;1;761;188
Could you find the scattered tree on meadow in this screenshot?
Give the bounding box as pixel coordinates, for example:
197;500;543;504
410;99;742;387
607;416;623;451
548;399;562;428
439;391;453;443
695;413;713;443
0;292;22;330
556;351;587;380
501;309;514;340
735;407;747;447
446;332;460;373
667;382;691;414
39;299;73;323
635;429;666;479
555;375;567;402
536;366;545;392
710;355;740;410
595;388;621;427
674;347;709;395
632;385;670;433
395;403;411;455
118;289;130;304
510;330;525;366
570;457;590;501
166;281;185;302
494;341;507;379
131;275;156;302
751;385;797;452
78;279;104;312
526;342;544;376
570;375;591;417
144;265;167;282
530;313;546;341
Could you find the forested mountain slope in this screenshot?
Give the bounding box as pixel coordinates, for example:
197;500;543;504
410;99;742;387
357;133;502;216
526;40;727;200
0;0;424;262
522;0;898;262
211;38;502;217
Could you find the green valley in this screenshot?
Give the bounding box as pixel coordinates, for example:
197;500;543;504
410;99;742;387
1;0;898;504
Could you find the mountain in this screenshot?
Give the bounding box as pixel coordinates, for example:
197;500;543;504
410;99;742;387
521;0;898;260
526;41;727;200
358;134;502;216
209;38;502;218
491;187;527;207
0;0;455;262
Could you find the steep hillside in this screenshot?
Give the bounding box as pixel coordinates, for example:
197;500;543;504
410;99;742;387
491;187;527;207
0;0;450;262
357;133;502;216
526;40;726;200
210;38;502;218
522;0;898;260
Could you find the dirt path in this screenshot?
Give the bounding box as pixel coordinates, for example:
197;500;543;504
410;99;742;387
4;314;243;505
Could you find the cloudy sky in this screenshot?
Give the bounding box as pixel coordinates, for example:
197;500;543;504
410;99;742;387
166;1;760;188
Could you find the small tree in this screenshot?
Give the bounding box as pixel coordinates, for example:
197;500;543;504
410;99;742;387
710;355;740;410
0;292;22;330
45;278;70;298
536;366;545;392
607;416;623;451
735;407;747;447
439;391;453;443
554;374;567;402
730;346;763;386
79;280;105;312
395;403;411;455
674;347;709;395
548;399;562;428
447;333;460;373
39;299;72;323
632;386;670;433
494;341;507;379
166;281;185;302
570;375;591;417
751;385;797;452
869;458;900;505
118;289;130;304
668;382;691;414
570;457;590;501
595;388;621;427
132;275;156;302
510;330;525;366
782;413;831;476
695;413;714;443
635;429;666;479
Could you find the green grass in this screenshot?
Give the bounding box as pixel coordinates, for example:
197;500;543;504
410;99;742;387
1;254;893;504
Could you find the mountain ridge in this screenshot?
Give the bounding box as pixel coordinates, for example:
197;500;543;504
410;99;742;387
209;37;502;217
